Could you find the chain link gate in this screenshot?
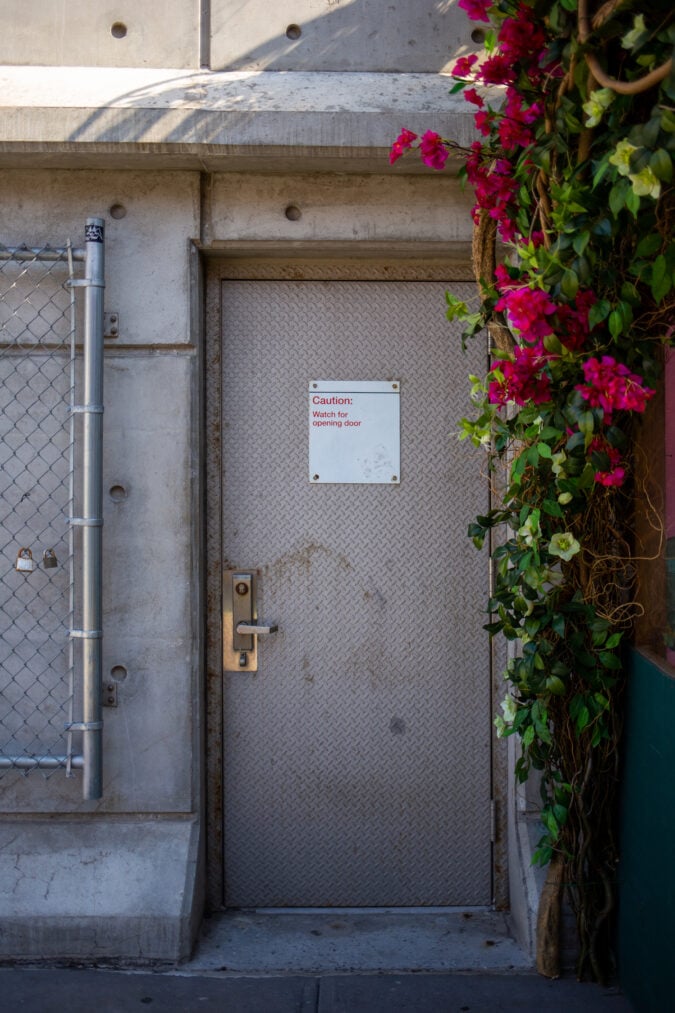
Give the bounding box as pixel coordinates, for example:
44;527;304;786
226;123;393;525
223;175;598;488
0;219;105;800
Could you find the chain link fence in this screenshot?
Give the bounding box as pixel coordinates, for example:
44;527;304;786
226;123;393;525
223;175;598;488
0;226;104;795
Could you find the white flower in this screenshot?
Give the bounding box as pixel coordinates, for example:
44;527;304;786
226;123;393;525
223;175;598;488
609;139;637;177
583;88;614;128
629;166;661;200
548;532;581;561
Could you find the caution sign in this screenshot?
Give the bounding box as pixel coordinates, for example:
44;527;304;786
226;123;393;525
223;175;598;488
308;380;400;484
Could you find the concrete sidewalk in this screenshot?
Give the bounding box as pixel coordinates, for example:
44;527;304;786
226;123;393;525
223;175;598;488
0;967;633;1012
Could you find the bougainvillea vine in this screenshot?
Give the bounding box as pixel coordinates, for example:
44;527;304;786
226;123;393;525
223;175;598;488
390;0;674;983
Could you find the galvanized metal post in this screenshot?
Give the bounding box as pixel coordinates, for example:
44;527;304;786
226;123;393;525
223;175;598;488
81;218;105;800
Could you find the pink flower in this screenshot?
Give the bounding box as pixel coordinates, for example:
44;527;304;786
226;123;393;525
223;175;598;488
463;87;485;108
494;264;514;291
498;12;547;80
498;217;519;243
452;53;479;78
554;290;596;351
478;54;514;86
458;0;492;23
575;356;655;418
419;130;449;171
474;109;493;136
389;128;418;165
589;436;626;487
497;92;543;150
495;286;557;341
488;344;552;407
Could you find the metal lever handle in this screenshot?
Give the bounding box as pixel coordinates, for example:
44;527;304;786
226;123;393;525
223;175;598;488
236;621;278;636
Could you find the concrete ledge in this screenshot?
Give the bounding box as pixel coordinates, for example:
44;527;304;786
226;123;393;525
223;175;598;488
0;817;201;962
0;67;476;172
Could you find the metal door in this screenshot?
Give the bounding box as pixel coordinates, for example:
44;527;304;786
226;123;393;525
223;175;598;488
221;279;491;907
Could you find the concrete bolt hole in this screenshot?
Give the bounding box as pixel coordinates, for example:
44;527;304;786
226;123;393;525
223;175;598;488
111;22;127;39
109;203;127;220
285;204;302;221
109;484;127;502
286;24;302;40
111;665;128;682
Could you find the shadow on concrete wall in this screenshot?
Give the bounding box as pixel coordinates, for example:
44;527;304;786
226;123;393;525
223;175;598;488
64;0;478;149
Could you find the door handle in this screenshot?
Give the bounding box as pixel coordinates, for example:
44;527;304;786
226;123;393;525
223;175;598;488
223;570;279;672
236;621;279;636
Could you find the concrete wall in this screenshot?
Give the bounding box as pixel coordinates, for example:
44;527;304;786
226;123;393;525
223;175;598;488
0;0;478;73
0;169;204;961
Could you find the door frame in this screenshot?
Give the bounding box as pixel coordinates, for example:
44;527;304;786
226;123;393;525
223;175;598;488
201;245;508;912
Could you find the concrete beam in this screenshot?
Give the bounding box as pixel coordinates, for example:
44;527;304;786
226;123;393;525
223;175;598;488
0;67;477;172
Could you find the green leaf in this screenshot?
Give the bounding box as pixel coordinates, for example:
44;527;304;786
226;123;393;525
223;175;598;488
572;231;591;257
609;180;629;217
575;704;590;731
546;676;566;695
543;333;563;354
625;187;640;217
608;309;624;338
635;233;663;258
588;299;611;328
537;442;552;459
651;254;672;302
542;498;564;517
561;269;579;299
649;148;673;182
578;411;595;436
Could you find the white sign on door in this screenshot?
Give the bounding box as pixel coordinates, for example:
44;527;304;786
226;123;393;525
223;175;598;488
308;379;400;484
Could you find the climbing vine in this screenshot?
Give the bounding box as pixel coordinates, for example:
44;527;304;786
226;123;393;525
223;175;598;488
391;0;674;983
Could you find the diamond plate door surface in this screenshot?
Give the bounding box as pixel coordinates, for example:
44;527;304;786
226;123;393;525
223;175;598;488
221;280;491;907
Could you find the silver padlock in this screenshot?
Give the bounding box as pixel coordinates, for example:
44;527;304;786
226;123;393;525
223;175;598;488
15;548;35;573
43;549;58;569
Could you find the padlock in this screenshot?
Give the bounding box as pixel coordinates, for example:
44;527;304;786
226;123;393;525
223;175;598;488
43;549;58;569
15;548;35;573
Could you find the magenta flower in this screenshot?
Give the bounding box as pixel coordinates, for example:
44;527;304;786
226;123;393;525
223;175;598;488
458;0;491;22
498;12;547;81
463;87;485;108
554;290;595;351
488;344;553;407
478;54;515;86
452;53;479;78
495;286;557;342
419;130;449;171
575;356;655;418
589;437;626;487
389;128;418;165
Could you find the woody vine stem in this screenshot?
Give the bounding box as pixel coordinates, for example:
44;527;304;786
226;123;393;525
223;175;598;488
391;0;674;983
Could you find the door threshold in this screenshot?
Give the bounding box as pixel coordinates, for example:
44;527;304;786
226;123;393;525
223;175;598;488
242;906;494;915
190;908;531;975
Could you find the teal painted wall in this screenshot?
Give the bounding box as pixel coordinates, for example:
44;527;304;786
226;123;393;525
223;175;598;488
618;649;675;1011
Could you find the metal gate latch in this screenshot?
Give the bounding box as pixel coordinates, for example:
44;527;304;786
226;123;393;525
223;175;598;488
223;570;278;673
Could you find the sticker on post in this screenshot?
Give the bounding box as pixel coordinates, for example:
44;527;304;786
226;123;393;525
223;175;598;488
308;380;400;484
